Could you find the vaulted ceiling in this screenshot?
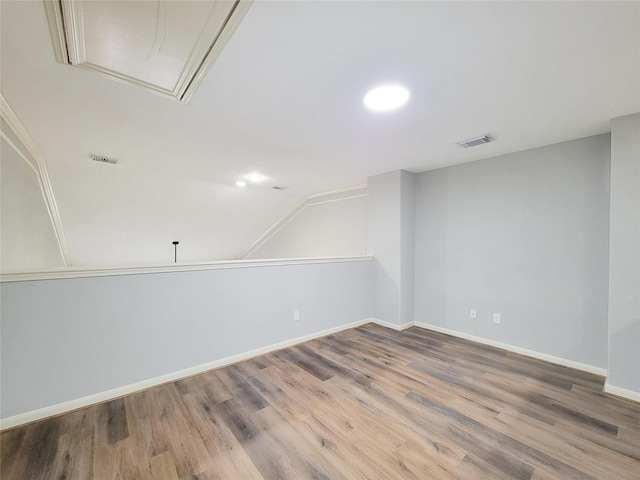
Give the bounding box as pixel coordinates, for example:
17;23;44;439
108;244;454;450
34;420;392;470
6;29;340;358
1;1;638;267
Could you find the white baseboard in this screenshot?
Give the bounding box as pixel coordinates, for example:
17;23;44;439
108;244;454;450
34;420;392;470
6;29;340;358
414;322;607;377
604;382;640;403
368;317;415;331
0;318;371;431
3;318;624;430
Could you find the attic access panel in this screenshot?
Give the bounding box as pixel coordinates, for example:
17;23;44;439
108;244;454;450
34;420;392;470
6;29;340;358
44;0;252;103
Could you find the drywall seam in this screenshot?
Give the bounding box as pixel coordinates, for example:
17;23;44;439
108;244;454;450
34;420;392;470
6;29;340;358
0;94;72;266
238;184;367;259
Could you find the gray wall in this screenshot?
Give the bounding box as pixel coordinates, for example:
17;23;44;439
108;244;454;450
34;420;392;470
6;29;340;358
608;113;640;393
415;134;611;368
0;138;65;272
367;171;401;324
0;259;372;418
367;170;416;326
400;171;416;325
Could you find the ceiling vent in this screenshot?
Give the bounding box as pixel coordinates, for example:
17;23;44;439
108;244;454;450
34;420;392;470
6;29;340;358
457;134;495;148
272;185;288;190
44;0;253;103
89;153;118;165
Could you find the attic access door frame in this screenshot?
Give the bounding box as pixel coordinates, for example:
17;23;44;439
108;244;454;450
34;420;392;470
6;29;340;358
43;0;253;103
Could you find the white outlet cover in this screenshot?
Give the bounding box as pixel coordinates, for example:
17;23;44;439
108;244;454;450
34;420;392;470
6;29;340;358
470;309;477;319
493;313;501;324
293;310;300;321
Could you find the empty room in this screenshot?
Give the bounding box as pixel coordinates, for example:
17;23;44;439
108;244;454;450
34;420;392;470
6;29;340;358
1;1;639;479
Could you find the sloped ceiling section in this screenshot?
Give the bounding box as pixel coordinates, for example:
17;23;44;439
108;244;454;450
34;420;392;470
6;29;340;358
242;185;368;260
0;1;638;270
44;0;253;103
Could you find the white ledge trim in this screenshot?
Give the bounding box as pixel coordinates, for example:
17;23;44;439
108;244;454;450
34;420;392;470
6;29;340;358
0;256;373;283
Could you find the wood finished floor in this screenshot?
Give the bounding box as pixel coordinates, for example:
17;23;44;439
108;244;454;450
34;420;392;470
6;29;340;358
2;324;639;480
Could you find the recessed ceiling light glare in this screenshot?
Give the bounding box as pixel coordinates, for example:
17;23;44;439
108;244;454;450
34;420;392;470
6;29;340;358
246;173;266;183
235;180;247;187
364;85;410;111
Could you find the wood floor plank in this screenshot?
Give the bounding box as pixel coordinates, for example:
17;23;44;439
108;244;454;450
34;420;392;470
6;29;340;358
180;389;264;479
50;408;95;480
136;451;180;480
2;323;639;479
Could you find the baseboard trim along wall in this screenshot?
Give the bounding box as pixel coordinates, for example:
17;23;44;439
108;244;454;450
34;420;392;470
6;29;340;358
0;317;373;431
369;318;415;331
3;318;629;430
414;322;608;377
604;382;640;403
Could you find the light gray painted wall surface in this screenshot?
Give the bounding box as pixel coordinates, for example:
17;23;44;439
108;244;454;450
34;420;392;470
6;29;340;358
367;170;416;326
608;113;640;393
0;138;64;272
367;171;401;324
400;171;416;324
0;260;372;418
248;194;367;259
415;134;611;368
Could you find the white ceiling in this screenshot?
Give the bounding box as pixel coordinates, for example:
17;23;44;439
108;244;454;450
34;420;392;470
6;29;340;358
1;0;639;267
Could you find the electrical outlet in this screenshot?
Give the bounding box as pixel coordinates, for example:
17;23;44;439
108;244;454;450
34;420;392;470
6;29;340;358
493;313;501;324
293;310;300;322
470;309;477;319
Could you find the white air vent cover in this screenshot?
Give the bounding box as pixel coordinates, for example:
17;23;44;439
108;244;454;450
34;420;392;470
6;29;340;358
457;134;495;148
89;153;118;165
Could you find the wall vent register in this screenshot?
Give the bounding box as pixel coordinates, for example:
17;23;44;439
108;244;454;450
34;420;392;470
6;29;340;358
89;153;118;165
457;134;495;148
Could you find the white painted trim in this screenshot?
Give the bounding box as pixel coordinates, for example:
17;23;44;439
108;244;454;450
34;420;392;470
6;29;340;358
43;0;69;63
60;0;86;65
369;317;415;331
243;194;367;258
306;194;367;208
0;132;39;174
305;183;368;200
238;184;368;259
604;382;640;403
414;322;607;377
44;0;253;103
0;95;72;266
0;317;371;430
180;0;254;103
0;256;373;283
2;318;628;429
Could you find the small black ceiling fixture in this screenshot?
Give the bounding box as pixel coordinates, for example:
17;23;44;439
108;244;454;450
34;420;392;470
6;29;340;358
172;241;179;263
